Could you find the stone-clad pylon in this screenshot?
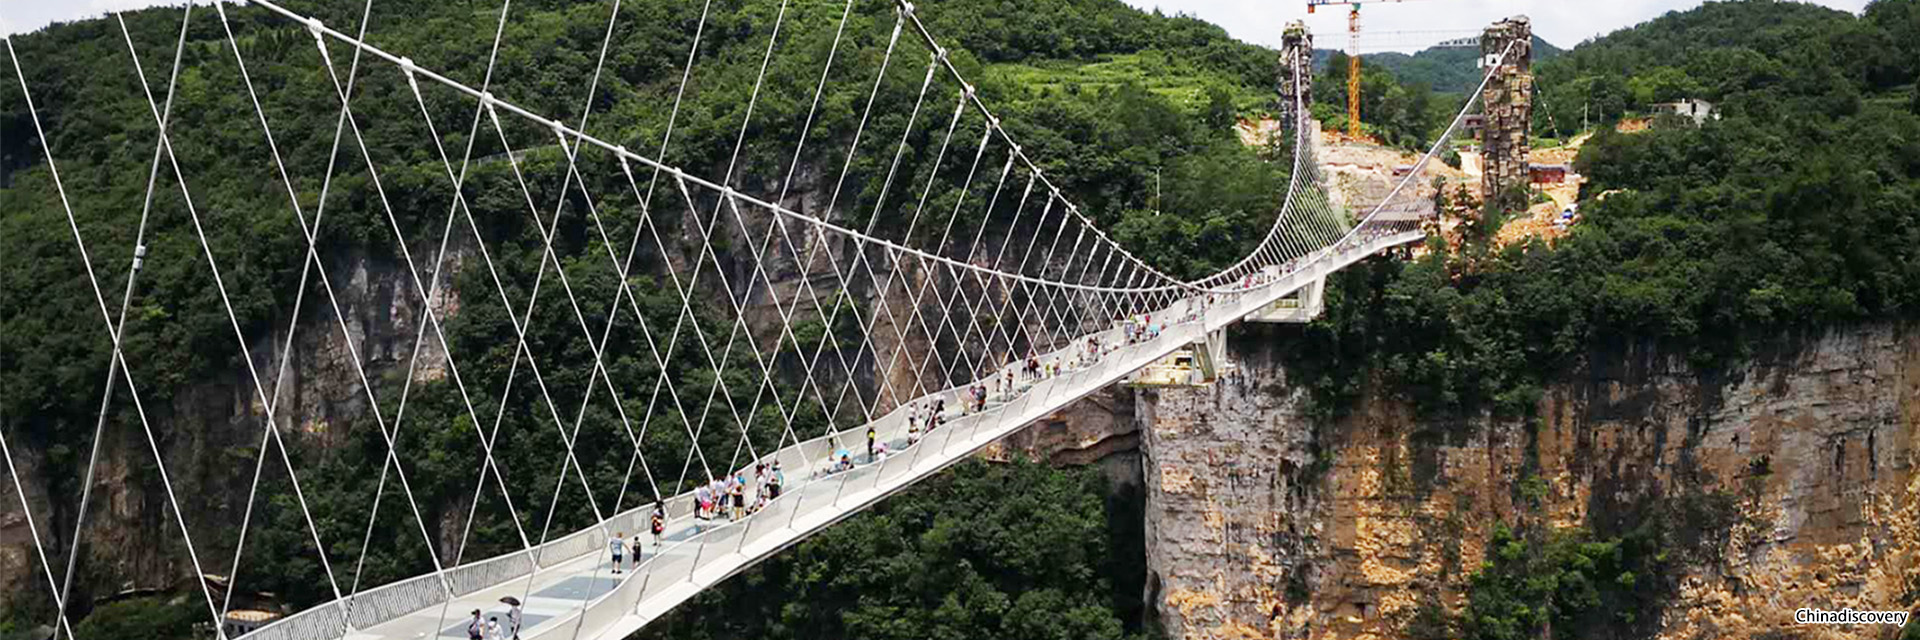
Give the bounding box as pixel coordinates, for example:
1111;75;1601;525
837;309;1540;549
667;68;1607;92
1480;15;1532;201
1278;20;1314;135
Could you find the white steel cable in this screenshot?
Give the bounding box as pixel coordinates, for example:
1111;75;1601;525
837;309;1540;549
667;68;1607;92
139;16;392;614
847;62;960;405
471;106;631;557
782;10;913;433
683;0;832;459
45;11;195;637
627;0;725;496
300;27;544;603
399;81;618;563
653;0;805;479
323;9;558;629
998;187;1058;356
934;152;1016;382
310;0;554;630
793;14;921;428
891;0;1187;291
887;97;987;390
756;0;882;443
819;55;941;418
8;33;230;640
456;0;660;567
974;171;1038;360
204;4;431;626
243;0;1199;298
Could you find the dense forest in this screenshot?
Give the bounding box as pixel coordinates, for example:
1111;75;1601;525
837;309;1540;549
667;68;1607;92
1352;36;1564;95
1296;0;1920;420
1286;1;1920;638
635;460;1154;640
0;0;1278;637
5;0;1920;639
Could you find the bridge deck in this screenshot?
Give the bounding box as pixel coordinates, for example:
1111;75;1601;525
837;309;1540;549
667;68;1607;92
246;229;1424;640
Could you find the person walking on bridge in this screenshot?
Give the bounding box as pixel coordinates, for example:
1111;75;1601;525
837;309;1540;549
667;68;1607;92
609;532;627;574
651;506;666;549
694;482;712;520
466;610;485;640
867;425;878;462
709;477;728;515
729;474;746;520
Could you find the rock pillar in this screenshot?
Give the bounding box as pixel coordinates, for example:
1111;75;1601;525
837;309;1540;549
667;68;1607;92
1278;20;1314;135
1479;15;1532;201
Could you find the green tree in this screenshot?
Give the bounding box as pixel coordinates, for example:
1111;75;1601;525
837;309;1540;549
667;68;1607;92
71;597;199;640
635;460;1153;640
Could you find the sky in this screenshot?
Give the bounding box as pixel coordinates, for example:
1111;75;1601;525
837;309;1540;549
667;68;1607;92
0;0;1879;46
1119;0;1874;51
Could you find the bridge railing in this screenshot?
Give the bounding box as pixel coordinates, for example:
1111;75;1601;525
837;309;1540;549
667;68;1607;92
242;222;1427;640
242;500;660;639
514;235;1430;639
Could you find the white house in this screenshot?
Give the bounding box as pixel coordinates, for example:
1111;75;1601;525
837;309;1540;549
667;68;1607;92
1652;98;1718;126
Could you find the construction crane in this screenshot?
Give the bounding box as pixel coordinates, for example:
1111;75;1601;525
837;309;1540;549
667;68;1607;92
1307;0;1417;139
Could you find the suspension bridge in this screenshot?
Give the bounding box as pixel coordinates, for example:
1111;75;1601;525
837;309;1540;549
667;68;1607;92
1;1;1524;639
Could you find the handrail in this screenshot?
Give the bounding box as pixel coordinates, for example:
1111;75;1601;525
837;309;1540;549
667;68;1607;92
241;223;1427;640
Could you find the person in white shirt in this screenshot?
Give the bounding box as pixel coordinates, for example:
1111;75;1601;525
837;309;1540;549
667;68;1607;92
485;616;503;640
507;602;523;640
608;532;627;574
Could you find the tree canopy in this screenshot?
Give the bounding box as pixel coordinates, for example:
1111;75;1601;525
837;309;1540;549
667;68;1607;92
0;0;1272;629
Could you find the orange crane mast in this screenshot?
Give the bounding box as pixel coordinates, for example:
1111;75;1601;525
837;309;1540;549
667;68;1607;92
1307;0;1414;139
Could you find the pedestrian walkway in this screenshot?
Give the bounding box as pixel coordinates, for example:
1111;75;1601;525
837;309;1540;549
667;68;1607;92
242;228;1424;640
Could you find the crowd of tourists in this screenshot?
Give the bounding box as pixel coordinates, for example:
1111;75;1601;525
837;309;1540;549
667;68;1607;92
690;461;786;523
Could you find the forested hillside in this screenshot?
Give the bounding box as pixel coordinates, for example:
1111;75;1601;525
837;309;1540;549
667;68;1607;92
1296;0;1920;420
5;0;1919;639
1285;2;1920;637
0;0;1278;636
1352;35;1563;94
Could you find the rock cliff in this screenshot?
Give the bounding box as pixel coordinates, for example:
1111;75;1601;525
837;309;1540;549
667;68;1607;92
0;246;466;610
1132;323;1920;640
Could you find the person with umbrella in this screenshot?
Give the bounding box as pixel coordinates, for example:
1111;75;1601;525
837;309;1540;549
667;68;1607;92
499;597;524;640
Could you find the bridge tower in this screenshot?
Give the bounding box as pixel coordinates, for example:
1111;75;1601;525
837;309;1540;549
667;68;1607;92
1277;20;1314;134
1479;15;1532;201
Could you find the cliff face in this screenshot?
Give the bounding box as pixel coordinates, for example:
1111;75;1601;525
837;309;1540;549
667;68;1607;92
0;247;465;608
1136;323;1920;640
0;163;992;616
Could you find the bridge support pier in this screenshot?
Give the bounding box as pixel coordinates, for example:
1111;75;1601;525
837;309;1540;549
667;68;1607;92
1188;330;1226;383
1244;259;1329;324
